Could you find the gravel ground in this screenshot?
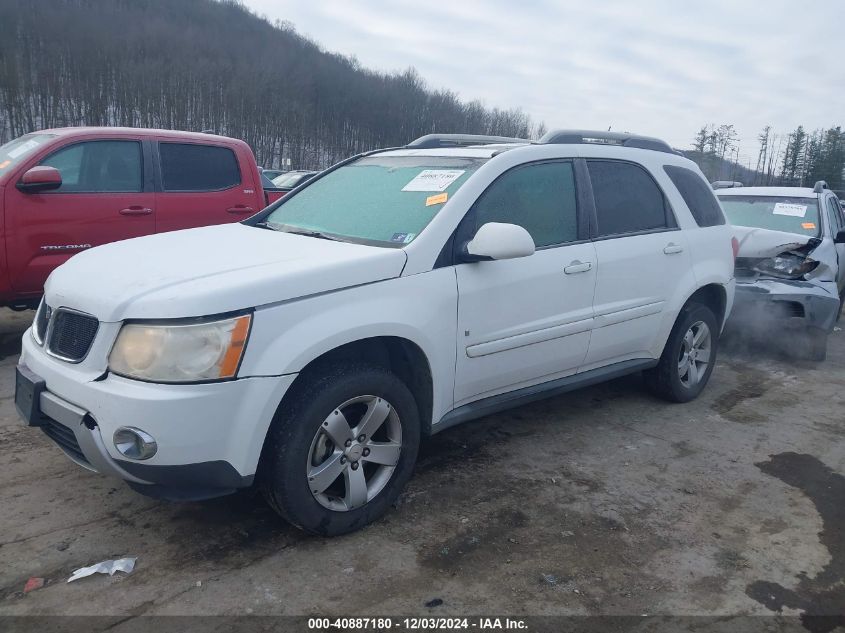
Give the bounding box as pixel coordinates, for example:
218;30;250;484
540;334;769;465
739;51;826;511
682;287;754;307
0;308;842;622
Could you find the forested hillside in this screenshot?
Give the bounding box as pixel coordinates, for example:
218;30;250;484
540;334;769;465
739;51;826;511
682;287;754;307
0;0;538;169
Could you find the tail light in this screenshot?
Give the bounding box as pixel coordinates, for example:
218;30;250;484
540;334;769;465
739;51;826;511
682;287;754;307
731;237;739;261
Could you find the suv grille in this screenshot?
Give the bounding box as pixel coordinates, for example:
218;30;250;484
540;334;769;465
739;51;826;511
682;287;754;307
42;418;90;465
47;309;99;362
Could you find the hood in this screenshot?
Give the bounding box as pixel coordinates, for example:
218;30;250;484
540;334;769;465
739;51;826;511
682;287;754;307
45;224;407;321
733;225;818;258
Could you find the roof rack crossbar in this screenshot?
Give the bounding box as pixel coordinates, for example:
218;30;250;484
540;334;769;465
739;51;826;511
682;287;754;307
813;180;829;193
539;129;677;154
406;134;528;149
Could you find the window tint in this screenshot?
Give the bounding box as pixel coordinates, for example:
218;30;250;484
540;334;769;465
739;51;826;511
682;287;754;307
159;143;240;191
40;141;142;193
588;161;669;236
664;165;725;227
472;161;578;248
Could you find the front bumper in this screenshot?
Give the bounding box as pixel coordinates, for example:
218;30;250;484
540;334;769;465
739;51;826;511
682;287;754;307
18;331;296;500
731;277;841;332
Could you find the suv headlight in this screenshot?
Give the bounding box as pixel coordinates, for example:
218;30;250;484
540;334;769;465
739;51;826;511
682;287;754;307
752;252;819;280
109;313;252;383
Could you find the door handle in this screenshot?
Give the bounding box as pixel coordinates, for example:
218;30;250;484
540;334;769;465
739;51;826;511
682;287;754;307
663;243;684;255
119;206;152;216
227;206;255;215
564;260;593;274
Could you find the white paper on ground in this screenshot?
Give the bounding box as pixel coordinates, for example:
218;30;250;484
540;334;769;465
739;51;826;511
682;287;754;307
67;557;137;583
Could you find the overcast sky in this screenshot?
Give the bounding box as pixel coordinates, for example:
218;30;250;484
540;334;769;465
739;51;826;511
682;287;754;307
244;0;844;166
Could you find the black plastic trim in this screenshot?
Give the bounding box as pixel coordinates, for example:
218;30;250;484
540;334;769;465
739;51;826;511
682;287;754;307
433;359;658;434
121;460;253;501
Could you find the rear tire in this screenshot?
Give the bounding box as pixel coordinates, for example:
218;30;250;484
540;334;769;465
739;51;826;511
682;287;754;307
644;303;719;403
260;362;420;536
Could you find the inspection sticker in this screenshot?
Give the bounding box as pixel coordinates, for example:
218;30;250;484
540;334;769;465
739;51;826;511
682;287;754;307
772;202;808;217
0;160;10;170
802;222;816;230
402;170;464;192
391;232;416;244
425;192;448;206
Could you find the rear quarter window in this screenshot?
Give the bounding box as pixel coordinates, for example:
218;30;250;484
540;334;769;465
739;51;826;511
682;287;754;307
159;143;240;192
663;165;726;227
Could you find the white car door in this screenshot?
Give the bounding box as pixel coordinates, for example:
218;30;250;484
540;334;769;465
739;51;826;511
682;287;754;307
582;159;692;369
453;160;597;406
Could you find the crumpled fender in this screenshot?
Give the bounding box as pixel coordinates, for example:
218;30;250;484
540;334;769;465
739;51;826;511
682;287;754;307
733;225;818;258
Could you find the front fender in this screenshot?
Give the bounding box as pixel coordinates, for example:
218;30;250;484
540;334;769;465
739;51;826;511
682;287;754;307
240;269;459;425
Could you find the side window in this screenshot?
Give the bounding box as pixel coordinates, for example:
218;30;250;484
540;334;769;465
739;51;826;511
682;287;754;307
588;160;670;237
159;143;240;192
40;141;142;193
471;161;578;248
663;165;726;227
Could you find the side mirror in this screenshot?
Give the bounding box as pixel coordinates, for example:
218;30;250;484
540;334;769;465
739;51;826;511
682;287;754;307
462;222;535;261
17;166;62;193
834;229;845;244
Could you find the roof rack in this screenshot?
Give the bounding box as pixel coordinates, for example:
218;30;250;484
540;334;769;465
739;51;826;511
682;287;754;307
711;181;743;190
406;134;528;149
813;180;829;193
539;129;677;154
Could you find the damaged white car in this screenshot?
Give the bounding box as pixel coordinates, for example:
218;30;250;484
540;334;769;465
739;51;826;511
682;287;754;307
718;181;845;360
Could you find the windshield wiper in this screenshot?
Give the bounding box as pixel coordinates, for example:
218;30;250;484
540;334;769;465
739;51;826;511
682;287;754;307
257;222;345;242
254;221;281;231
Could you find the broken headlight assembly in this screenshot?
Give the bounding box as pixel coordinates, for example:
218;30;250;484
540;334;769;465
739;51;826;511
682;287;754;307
108;313;252;383
752;252;819;280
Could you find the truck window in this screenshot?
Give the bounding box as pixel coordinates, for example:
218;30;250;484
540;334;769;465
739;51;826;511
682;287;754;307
40;141;142;193
159;143;240;192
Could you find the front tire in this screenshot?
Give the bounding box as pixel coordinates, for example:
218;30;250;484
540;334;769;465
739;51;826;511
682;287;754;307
644;302;719;403
260;362;420;536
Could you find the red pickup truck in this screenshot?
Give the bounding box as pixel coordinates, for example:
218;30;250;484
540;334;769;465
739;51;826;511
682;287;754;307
0;127;268;309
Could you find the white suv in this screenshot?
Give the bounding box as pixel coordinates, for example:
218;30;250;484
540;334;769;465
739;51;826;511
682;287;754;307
16;131;736;535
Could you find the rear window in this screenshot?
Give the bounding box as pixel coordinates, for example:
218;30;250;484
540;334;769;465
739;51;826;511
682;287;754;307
717;195;820;237
159;143;240;191
0;133;55;173
664;165;725;227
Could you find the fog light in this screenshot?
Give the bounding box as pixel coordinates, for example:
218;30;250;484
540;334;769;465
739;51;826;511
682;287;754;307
113;427;157;460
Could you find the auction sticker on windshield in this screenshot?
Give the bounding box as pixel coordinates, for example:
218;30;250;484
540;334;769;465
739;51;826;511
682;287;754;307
772;202;808;217
402;169;465;192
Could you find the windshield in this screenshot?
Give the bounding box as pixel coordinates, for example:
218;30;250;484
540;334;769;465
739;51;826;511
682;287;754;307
264;156;486;246
0;133;55;174
718;195;821;238
272;171;312;188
